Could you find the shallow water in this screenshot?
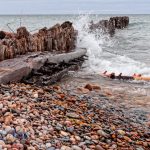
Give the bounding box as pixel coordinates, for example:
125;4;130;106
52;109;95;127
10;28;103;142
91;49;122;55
61;71;150;125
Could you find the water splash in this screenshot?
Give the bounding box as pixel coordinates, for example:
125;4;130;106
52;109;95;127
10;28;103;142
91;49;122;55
74;14;150;76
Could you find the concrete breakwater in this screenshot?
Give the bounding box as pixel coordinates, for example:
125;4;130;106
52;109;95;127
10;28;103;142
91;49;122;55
0;21;77;61
89;16;129;35
0;49;87;84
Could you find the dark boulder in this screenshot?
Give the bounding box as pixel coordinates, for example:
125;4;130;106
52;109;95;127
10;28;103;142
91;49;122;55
89;16;129;35
0;31;6;40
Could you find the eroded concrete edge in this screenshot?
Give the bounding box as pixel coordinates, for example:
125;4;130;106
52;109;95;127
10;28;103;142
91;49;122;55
0;48;87;84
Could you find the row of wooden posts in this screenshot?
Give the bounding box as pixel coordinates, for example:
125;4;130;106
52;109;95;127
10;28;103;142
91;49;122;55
0;21;77;61
90;16;129;35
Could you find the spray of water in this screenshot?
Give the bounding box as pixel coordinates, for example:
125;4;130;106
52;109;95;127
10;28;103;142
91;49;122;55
74;14;150;76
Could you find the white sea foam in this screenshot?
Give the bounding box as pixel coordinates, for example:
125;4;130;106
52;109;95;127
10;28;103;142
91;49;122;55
74;15;150;76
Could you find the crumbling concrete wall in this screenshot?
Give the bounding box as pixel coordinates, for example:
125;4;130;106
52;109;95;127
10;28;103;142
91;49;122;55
90;16;129;35
0;21;77;62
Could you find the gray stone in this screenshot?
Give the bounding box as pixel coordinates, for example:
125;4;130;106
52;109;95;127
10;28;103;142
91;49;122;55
66;112;80;119
72;145;82;150
47;147;55;150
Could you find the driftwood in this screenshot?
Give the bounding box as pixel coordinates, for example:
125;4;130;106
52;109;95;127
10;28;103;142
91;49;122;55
0;48;87;84
0;21;77;62
90;16;129;35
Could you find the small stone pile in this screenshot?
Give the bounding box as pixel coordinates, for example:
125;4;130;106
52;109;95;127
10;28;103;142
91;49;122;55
89;16;129;35
0;21;77;61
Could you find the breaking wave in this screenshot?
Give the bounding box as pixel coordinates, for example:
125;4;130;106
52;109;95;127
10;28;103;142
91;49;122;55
74;15;150;76
1;14;150;77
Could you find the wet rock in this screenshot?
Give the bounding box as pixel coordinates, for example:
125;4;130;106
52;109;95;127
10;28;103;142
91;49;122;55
123;136;132;142
0;103;3;109
4;126;13;133
72;145;82;150
66;112;80;119
0;130;7;135
4;113;13;125
61;145;71;150
74;136;81;141
60;131;69;136
0;140;5;146
27;146;36;150
136;147;144;150
89;16;129;36
84;83;101;91
117;129;126;135
46;143;52;148
91;135;99;140
91;84;101;90
66;126;74;133
97;130;109;138
95;145;105;150
5;134;15;143
84;84;93;91
47;147;55;150
77;87;89;94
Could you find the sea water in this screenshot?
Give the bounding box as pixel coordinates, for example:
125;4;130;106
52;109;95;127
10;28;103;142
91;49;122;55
0;15;150;78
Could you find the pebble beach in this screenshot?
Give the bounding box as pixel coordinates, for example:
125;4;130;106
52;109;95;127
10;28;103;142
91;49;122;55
0;73;149;150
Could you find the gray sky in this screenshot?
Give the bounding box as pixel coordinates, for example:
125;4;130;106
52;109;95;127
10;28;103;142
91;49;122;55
0;0;149;14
